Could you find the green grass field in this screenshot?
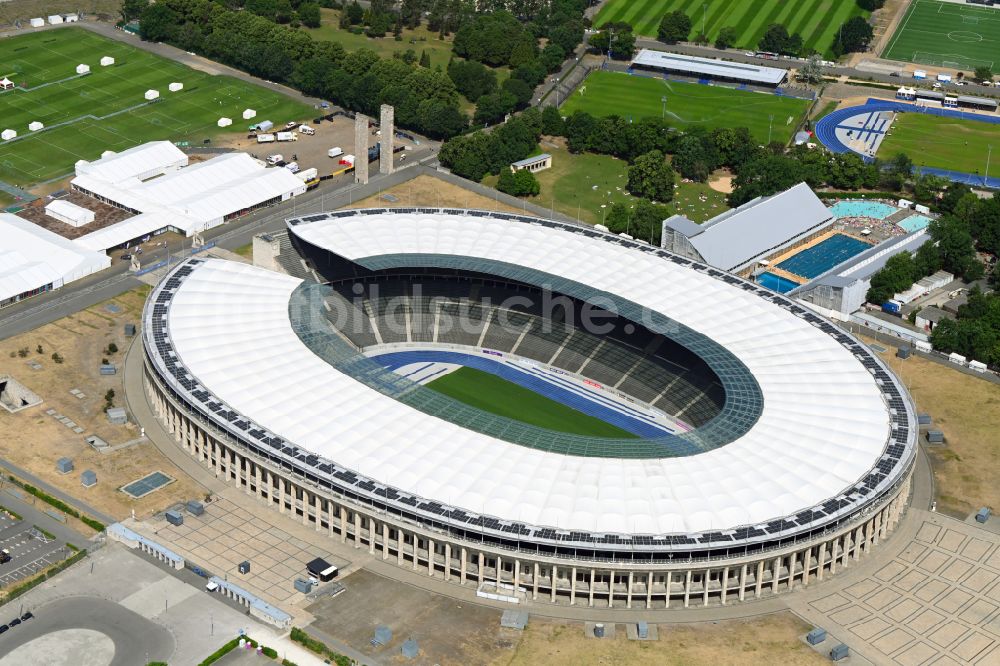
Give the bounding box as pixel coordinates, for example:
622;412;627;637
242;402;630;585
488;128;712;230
305;9;455;70
883;0;1000;70
594;0;868;59
559;71;810;145
425;367;637;438
0;28;313;187
879;112;1000;175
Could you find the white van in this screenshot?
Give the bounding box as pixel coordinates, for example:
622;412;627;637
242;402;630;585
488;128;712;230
256;134;275;143
284;162;299;173
266;154;283;165
327;147;343;158
298;125;315;135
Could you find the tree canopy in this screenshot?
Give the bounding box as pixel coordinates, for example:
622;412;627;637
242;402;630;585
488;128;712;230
833;16;873;56
758;23;802;56
627;150;675;202
657;11;691;44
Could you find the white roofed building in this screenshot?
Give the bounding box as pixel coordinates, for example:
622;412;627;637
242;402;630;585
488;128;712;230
661;182;834;276
631;49;787;87
0;214;110;308
71;143;306;252
45;199;96;227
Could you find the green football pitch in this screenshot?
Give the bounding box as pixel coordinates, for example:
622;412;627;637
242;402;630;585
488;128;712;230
594;0;868;59
558;71;810;145
0;28;314;187
883;0;1000;70
879;112;1000;175
424;367;637;438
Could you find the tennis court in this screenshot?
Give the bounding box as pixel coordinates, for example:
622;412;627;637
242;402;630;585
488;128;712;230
883;0;1000;70
121;471;175;499
777;234;873;279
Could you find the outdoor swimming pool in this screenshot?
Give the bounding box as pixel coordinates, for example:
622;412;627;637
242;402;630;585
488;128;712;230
778;234;873;279
897;215;933;233
757;272;801;294
829;200;899;220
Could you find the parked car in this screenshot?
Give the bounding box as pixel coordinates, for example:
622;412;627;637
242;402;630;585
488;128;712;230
20;612;32;621
9;617;21;627
0;624;7;634
285;121;297;129
120;253;132;261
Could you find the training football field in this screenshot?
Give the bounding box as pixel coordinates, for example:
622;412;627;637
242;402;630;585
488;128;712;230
594;0;867;59
424;367;636;438
883;0;1000;70
0;28;313;187
878;112;1000;175
558;71;810;144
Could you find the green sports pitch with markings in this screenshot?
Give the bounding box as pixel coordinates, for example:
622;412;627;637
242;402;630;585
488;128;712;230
883;0;1000;71
0;28;313;187
594;0;869;59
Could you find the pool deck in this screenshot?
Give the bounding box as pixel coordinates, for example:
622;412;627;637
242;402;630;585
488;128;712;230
763;229;872;282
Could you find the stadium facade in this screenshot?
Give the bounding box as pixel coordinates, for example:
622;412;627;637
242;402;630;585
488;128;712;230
142;209;916;609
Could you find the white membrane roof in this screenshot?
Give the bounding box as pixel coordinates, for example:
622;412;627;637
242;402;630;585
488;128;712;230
160;213;897;535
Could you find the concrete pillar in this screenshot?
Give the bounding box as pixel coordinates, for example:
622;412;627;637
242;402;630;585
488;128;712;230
214;442;222;477
721;567;729;605
412;537;418;570
853;525;863;561
771;557;781;593
368;518;376;554
626;571;634;609
532;562;539;600
818;542;827;581
803;548;812;586
478;552;484;585
755;561;764;598
588;569;595;607
646;571;654;609
609;572;614;608
830;537;839;575
551;565;557;602
496;556;502;585
512;558;520;591
354;114;369;185
460;547;467;584
328;500;334;538
302;487;309;526
444;544;451;581
738;564;747;602
788;554;796;591
874;511;883;544
683;570;692;608
702;570;709;607
397;530;404;566
255;465;263;501
383;523;390;560
570;567;577;605
428;539;435;576
339;505;346;542
198;430;206;462
315;494;322;532
354;512;362;549
665;571;672;609
379;104;394;175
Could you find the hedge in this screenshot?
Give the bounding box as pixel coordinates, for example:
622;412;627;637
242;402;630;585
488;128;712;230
289;627;351;666
263;647;278;659
33;525;56;540
282;660;299;666
6;475;106;532
0;505;22;521
1;548;87;606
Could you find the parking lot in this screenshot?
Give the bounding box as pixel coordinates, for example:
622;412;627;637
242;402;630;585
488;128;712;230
0;512;70;588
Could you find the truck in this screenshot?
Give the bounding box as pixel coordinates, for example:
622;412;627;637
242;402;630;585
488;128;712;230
295;167;318;182
298;124;315;135
256;134;275;143
250;120;273;132
881;300;903;315
0;549;10;564
276;131;297;142
266;154;283;165
327;147;343;158
284;161;299;173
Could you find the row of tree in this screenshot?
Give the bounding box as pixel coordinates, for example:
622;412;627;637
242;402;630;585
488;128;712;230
930;286;1000;368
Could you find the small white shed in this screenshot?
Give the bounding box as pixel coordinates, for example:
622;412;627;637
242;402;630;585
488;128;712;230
76;64;90;75
1;129;17;141
168;82;183;92
48;14;64;24
30;17;45;28
46;200;95;227
64;13;79;22
144;89;160;101
28;121;44;132
100;56;115;67
217;117;233;127
243;109;257;120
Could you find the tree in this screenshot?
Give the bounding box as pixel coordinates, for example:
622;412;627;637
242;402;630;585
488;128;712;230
498;168;540;197
563;110;597;153
797;55;825;84
627;150;675;202
758;23;802;56
473;91;516;125
419;50;431;68
296;2;321;28
448;59;497;102
672;132;718;182
605;200;669;244
344;0;364;25
728;155;801;206
857;0;885;11
540;43;566;73
867;251;918;304
139;3;178;42
658;10;691;44
502;77;533;109
418;100;466;139
121;0;149;23
975;65;994;83
541;106;564;136
833;16;874;55
714;26;738;50
439;131;497;181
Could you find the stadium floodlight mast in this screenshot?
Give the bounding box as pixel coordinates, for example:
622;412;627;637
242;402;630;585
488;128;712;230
661;96;667;118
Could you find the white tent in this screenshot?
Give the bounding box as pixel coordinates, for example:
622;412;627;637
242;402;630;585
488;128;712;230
1;129;17;141
0;77;13;90
45;200;95;228
100;56;115;67
48;14;64;24
242;109;257;120
64;13;79;22
76;64;90;75
28;121;43;132
30;17;44;27
168;82;183;92
144;89;160;101
217;117;233;128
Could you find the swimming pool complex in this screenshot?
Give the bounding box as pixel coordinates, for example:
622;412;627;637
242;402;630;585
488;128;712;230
777;233;873;280
897;215;933;233
828;200;899;220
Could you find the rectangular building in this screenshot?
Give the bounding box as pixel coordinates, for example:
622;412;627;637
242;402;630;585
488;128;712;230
630;49;786;87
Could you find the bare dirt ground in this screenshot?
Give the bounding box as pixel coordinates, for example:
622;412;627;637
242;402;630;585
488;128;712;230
348;174;533;214
861;335;1000;517
0;287;204;521
708;170;734;194
0;1;121;25
492;613;825;666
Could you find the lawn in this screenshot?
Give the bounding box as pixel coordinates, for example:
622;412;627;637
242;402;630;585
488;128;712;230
0;28;314;187
304;9;455;70
425;367;637;438
594;0;868;60
878;112;1000;175
559;71;810;145
883;0;1000;70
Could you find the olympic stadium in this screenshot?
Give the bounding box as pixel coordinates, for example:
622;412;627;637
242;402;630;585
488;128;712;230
141;208;916;608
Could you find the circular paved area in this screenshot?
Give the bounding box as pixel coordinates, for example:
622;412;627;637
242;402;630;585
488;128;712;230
0;596;174;665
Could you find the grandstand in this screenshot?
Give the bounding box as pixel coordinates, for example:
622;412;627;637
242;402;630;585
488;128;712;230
144;209;916;609
630;49;786;87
